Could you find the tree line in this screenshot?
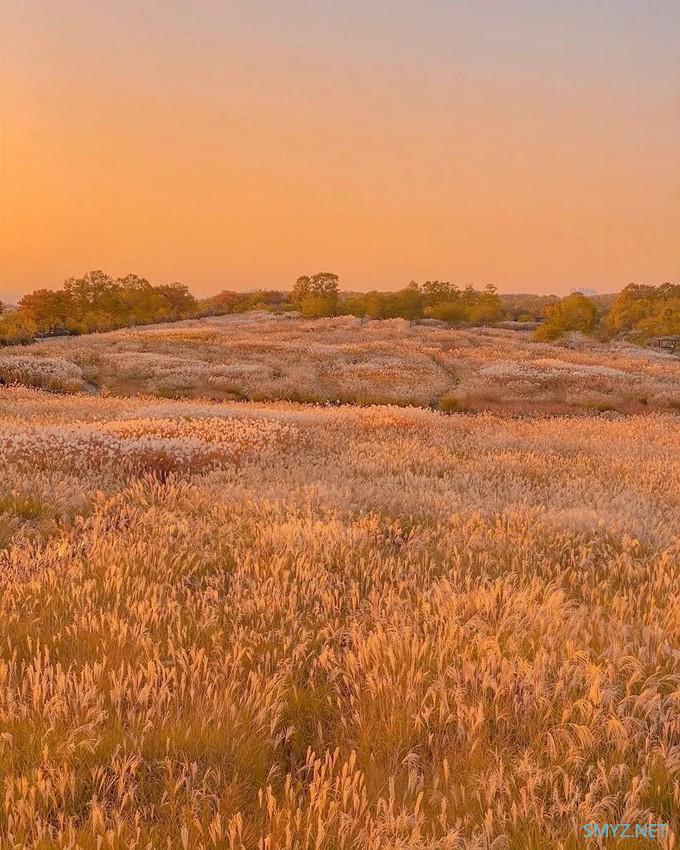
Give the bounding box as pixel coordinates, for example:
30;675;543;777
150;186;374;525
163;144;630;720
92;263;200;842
1;270;678;345
534;284;680;342
0;271;198;343
200;273;508;322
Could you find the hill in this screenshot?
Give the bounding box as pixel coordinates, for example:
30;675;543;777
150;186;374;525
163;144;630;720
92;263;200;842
1;312;680;415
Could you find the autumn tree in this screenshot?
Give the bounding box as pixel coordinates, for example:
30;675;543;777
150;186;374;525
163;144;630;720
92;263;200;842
535;292;598;341
428;300;466;323
468;284;503;324
19;289;73;334
0;309;38;344
422;280;459;307
10;271;199;337
292;272;339;317
384;283;424;320
604;282;680;338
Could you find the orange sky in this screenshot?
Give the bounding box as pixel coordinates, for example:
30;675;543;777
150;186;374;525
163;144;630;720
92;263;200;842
1;1;679;301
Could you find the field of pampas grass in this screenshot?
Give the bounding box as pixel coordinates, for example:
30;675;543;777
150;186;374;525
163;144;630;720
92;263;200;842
0;377;678;849
3;312;680;414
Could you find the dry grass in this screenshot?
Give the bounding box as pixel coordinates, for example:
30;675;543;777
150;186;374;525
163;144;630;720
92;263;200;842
5;313;680;413
0;382;678;849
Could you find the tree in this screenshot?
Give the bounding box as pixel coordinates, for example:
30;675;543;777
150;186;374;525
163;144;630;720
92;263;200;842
604;284;657;335
10;271;200;337
298;295;334;319
116;275;161;325
0;309;38;344
429;301;466;323
384;283;424;320
362;291;388;319
636;297;680;337
535;293;598;341
292;272;339;317
422;280;458;306
154;283;197;320
63;270;121;318
467;285;502;325
604;282;680;338
340;291;384;319
499;292;559;321
200;291;243;316
292;272;339;304
19;289;73;334
78;310;118;333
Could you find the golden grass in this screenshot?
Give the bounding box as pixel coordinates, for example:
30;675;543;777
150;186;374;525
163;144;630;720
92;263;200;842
0;384;678;848
4;313;680;413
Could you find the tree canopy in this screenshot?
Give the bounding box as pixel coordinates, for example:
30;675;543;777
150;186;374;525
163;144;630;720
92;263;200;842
2;270;678;347
534;293;599;341
291;273;340;318
2;272;198;340
604;283;680;338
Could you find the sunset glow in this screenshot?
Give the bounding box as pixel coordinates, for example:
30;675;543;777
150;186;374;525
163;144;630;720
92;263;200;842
2;1;679;299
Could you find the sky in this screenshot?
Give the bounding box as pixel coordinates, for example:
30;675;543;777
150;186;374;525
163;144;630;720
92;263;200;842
1;1;679;301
